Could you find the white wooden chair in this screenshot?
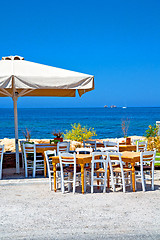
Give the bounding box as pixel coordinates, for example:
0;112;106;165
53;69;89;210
76;147;93;154
45;150;61;191
57;141;70;154
0;145;5;179
136;141;147;152
91;152;108;193
135;151;156;191
83;140;97;151
107;152;132;193
23;143;44;177
102;141;119;152
20;140;27;169
59;152;81;194
76;147;93;190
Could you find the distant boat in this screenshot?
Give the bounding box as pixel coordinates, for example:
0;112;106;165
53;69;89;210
122;107;127;109
104;105;108;108
110;105;117;108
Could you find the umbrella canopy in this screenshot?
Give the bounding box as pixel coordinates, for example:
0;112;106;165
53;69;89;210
0;56;94;173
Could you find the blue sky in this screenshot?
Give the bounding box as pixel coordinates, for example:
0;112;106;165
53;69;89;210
0;0;160;107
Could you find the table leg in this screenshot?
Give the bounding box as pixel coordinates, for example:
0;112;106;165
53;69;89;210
131;162;135;192
107;164;110;189
96;162;100;189
80;163;85;194
53;163;57;192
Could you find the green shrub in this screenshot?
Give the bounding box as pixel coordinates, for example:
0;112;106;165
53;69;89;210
145;124;158;138
64;123;97;141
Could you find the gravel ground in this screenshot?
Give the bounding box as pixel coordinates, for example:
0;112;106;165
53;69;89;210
0;177;160;240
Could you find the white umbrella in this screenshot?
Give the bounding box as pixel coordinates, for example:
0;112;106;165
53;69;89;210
0;55;94;173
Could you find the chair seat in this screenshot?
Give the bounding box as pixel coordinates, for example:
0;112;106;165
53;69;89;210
95;168;105;173
113;167;132;173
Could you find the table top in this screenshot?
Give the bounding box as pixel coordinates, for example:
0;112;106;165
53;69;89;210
51;154;92;164
111;152;140;163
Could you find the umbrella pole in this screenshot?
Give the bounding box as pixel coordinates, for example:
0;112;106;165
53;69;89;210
12;76;19;174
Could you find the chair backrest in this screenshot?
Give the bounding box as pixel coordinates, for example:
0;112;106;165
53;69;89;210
0;145;5;179
140;151;156;166
91;151;108;164
23;143;36;160
107;152;123;166
59;152;76;172
20;140;27;158
57;142;70;154
76;147;93;154
45;150;57;176
103;141;119;152
137;141;147;152
83;140;97;150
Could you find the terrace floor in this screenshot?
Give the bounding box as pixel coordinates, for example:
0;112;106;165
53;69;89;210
0;170;160;239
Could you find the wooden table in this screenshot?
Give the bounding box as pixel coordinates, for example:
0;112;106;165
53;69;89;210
36;144;57;177
119;145;136;152
110;152;140;192
96;142;136;152
51;154;92;194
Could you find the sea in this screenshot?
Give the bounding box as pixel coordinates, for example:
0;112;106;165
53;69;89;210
0;107;160;139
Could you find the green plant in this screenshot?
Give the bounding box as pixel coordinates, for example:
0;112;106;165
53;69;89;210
63;123;97;141
121;118;130;137
22;128;31;141
147;136;160;152
145;124;158;138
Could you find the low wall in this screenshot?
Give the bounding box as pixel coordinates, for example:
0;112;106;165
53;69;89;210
3;152;22;169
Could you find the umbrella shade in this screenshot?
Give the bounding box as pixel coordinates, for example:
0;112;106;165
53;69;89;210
0;56;94;173
0;56;94;97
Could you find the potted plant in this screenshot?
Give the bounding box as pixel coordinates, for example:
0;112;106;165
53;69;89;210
121;119;131;145
51;130;63;144
22;128;33;143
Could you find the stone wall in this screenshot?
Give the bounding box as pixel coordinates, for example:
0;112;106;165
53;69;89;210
3;153;22;169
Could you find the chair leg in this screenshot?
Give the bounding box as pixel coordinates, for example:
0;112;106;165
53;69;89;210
141;169;145;192
73;173;76;194
151;168;154;191
84;169;86;193
109;163;115;192
33;161;36;178
130;172;133;191
91;170;94;194
103;171;107;193
25;165;28;178
68;173;72;192
121;172;126;193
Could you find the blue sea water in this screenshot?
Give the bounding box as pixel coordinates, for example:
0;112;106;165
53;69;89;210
0;107;160;139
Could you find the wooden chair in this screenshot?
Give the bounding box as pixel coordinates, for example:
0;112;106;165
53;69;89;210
103;141;119;152
136;141;147;152
45;150;61;191
20;140;27;169
83;140;97;151
135;151;156;191
57;142;70;154
75;147;93;154
0;145;5;179
59;152;81;194
91;152;108;193
107;152;132;193
23;143;44;177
